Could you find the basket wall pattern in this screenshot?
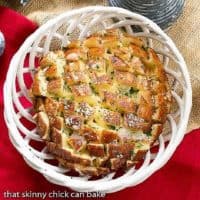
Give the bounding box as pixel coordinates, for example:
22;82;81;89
4;6;192;193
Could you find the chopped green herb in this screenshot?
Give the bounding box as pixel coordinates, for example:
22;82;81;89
129;87;139;94
62;46;68;51
70;96;74;101
145;131;152;137
108;125;116;130
136;142;143;149
90;84;98;95
142;45;149;51
124;92;129;96
115;126;120;131
64;84;70;91
123;87;139;97
55;97;60;101
130;149;135;156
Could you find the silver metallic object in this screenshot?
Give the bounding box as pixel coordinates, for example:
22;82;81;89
20;0;29;5
108;0;185;29
0;31;5;56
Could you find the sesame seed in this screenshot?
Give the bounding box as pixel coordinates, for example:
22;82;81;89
126;113;144;127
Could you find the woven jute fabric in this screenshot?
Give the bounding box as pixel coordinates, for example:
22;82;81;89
0;0;199;131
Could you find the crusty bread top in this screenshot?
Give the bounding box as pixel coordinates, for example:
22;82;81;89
30;29;172;176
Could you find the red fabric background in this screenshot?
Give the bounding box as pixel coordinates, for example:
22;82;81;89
0;6;200;200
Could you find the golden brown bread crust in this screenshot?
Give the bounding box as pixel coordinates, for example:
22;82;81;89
30;29;172;176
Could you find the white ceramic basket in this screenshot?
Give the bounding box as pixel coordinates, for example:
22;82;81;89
4;6;192;193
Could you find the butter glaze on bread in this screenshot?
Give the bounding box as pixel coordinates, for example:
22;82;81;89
30;29;172;176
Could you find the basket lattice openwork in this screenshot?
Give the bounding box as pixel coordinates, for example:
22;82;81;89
4;6;192;193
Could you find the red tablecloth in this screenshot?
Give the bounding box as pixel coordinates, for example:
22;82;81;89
0;6;200;200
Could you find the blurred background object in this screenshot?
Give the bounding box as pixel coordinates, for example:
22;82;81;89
20;0;29;5
0;31;5;56
108;0;185;29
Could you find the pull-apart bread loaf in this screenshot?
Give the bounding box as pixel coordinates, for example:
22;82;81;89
30;29;172;176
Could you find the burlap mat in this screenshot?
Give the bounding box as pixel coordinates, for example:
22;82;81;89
0;0;199;131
